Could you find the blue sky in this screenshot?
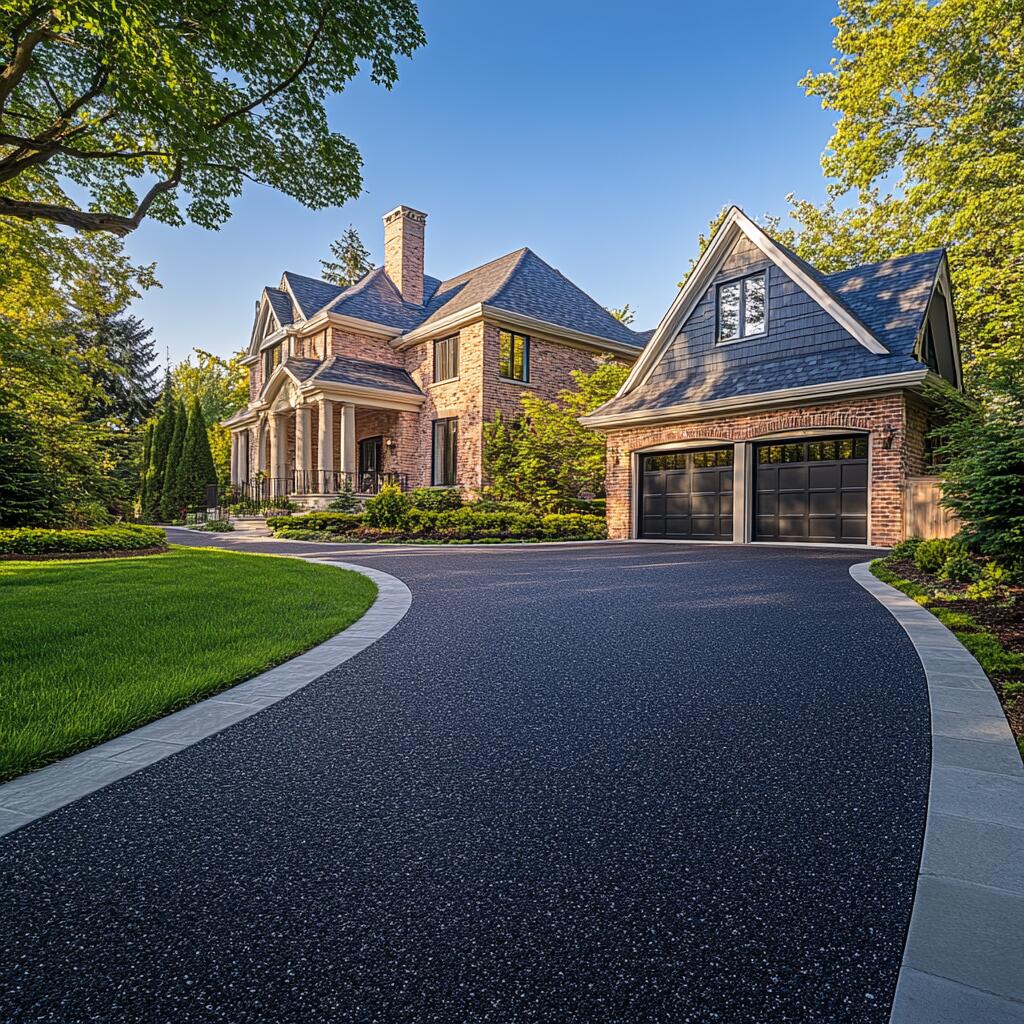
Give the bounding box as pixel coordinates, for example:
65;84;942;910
125;1;841;364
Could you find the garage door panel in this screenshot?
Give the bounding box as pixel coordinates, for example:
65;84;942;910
640;448;733;540
754;437;867;545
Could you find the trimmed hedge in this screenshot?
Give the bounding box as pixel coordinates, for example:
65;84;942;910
266;512;364;534
0;524;167;556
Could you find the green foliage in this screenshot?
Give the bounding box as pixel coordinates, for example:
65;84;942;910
409;487;463;512
0;4;425;239
326;481;360;513
160;398;188;521
933;609;980;633
889;537;923;561
176;397;217;508
0;396;52;526
273;528;337;542
934;400;1024;562
320;226;373;288
539;513;607;540
364;483;411;529
194;519;233;532
915;538;961;574
956;631;1024;677
793;0;1024;397
483;360;630;509
965;562;1015;603
938;550;981;583
0;524;165;556
143;387;173;521
869;558;932;604
268;511;364;534
608;304;635;325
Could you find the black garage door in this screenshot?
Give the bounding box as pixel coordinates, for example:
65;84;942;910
753;437;868;544
640;448;733;540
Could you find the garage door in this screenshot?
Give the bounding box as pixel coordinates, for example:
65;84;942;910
753;437;868;543
639;448;733;540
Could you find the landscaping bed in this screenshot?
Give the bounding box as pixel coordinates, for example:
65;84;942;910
871;538;1024;756
0;547;377;781
266;486;607;545
0;524;167;559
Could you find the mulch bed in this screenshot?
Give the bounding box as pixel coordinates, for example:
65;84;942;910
1;545;169;562
887;556;1024;745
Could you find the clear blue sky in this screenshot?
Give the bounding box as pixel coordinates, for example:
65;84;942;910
125;1;841;365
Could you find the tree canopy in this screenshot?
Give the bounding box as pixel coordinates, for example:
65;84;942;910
0;1;425;237
321;225;373;288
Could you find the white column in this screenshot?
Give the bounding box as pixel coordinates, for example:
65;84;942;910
257;423;268;474
317;398;334;491
240;429;250;482
732;441;749;544
339;403;356;475
229;433;239;486
295;405;311;491
269;413;286;486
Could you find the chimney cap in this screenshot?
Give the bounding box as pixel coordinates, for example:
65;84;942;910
382;204;427;225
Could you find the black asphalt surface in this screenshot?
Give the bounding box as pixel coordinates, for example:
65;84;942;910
0;538;930;1023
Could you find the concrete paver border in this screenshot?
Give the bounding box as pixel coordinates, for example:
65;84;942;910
0;559;411;840
849;562;1024;1023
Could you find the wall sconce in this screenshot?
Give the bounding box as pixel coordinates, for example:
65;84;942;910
882;424;897;450
384;437;396;451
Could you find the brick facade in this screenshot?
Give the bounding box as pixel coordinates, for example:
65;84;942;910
602;392;929;547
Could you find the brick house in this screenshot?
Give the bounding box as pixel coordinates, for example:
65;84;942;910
223;205;646;502
580;207;964;547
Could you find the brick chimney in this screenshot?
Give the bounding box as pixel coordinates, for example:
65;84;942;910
382;205;427;305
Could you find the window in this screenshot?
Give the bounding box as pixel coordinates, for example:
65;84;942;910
433;334;459;382
262;342;282;381
432;417;458;486
757;437;868;464
717;271;767;342
499;330;529;382
920;322;939;372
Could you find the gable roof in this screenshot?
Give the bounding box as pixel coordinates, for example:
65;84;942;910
255;249;648;351
585;210;951;424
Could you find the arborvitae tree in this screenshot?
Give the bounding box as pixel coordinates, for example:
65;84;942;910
177;397;218;507
143;387;175;520
138;421;153;518
320;226;373;288
0;392;54;526
160;398;188;520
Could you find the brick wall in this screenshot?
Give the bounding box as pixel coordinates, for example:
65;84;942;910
330;328;403;366
603;393;912;546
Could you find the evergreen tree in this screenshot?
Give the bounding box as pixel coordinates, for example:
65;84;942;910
138;421;153;518
160;398;188;520
320;226;373;288
177;397;218;507
143;387;175;521
0;391;55;526
79;314;160;427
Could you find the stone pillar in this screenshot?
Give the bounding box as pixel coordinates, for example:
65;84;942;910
295;405;311;492
317;398;334;491
339;403;356;478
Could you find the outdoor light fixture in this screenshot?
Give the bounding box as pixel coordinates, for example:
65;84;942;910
882;424;897;450
384;437;396;450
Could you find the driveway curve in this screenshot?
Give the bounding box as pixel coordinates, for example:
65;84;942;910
0;538;929;1023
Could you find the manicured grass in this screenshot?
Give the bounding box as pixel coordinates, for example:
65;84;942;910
0;547;377;781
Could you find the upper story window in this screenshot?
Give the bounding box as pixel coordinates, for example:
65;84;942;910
262;341;282;382
433;334;459;383
717;271;767;343
499;329;530;382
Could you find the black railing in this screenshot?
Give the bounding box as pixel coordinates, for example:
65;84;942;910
214;471;408;512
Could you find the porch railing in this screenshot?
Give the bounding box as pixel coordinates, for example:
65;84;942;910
217;471;408;511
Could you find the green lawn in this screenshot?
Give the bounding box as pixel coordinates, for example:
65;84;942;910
0;546;377;781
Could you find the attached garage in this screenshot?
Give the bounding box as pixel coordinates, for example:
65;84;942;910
639;447;733;540
753;436;868;544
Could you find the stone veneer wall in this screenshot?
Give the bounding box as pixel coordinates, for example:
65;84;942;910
602;392;923;546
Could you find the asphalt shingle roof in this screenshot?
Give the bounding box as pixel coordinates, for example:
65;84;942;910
312;355;423;396
265;287;294;327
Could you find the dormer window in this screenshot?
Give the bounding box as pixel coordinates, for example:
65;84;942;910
717;271;767;343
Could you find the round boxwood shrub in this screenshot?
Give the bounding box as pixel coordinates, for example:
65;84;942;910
0;524;167;557
364;484;411;529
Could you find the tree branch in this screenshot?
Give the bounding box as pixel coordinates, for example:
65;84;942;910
0;10;56;116
0;158;182;236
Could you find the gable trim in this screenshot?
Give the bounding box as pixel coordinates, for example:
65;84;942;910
615;207;889;402
913;256;963;392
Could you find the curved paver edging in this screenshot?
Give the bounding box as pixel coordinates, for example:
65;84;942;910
849;562;1024;1024
0;559;411;840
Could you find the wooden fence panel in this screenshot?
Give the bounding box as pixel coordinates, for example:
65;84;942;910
905;476;961;539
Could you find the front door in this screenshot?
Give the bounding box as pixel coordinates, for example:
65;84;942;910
358;435;383;493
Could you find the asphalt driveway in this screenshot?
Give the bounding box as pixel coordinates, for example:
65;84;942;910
0;538;929;1023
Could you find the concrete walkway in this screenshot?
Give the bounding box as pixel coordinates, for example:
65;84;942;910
0;537;938;1022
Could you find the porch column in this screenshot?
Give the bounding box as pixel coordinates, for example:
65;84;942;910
317;398;334;491
229;433;239;486
256;424;268;474
295;405;312;491
269;413;287;487
339;402;356;479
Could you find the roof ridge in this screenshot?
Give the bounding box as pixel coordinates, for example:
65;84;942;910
823;248;945;281
436;246;529;289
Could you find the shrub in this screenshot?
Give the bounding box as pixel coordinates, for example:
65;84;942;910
267;512;363;535
914;537;958;574
540;513;607;540
431;507;539;539
364;484;410;529
965;561;1015;602
195;519;234;532
0;524;166;556
326;484;360;513
956;631;1024;676
274;528;337;542
406;507;440;534
409;487;463;512
938;550;980;583
890;536;923;560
